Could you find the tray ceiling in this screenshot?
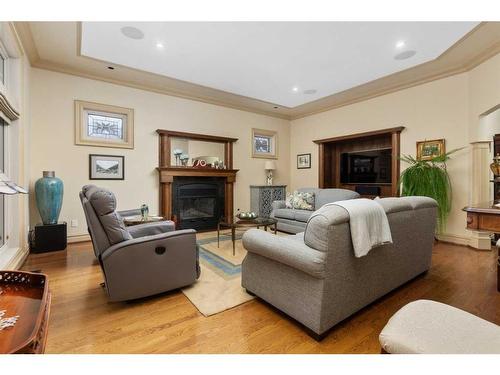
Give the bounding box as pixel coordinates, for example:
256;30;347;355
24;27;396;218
80;22;478;107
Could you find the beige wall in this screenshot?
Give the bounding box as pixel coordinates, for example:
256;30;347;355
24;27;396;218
28;51;500;245
29;68;290;238
290;52;500;244
290;73;470;240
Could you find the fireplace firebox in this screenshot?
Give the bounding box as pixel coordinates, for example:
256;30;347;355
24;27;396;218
172;177;225;231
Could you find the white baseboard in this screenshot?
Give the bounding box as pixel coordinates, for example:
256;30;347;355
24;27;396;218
436;232;493;250
5;246;30;270
67;234;91;243
436;233;471;246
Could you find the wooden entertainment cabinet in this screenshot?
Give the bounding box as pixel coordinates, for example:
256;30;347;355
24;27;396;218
314;127;404;197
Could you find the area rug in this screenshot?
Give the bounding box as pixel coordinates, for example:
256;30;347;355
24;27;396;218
181;233;254;317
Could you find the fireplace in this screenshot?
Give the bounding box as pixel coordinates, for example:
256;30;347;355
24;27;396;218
157;130;238;229
172;177;225;230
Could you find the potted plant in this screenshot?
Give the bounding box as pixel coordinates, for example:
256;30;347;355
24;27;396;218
399;149;461;233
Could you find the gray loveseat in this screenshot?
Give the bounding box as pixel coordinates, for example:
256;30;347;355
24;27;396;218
79;185;200;302
242;196;437;340
271;188;360;233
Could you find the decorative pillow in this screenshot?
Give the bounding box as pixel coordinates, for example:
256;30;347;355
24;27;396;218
286;191;315;211
285;192;294;208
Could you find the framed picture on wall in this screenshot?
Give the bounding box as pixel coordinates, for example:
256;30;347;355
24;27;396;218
297;153;311;169
89;154;125;180
416;139;445;161
252;128;278;159
75;100;134;149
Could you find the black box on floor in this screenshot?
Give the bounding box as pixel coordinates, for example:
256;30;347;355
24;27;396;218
30;222;67;253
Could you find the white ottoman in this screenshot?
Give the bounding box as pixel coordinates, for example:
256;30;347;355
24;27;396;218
379;299;500;354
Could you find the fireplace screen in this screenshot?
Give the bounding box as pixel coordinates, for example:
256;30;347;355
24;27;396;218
173;178;225;230
180;197;215;220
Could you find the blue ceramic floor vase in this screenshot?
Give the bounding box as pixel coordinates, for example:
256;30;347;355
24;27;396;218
35;171;63;225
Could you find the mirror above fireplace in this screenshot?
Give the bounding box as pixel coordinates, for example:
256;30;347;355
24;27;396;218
170;137;225;167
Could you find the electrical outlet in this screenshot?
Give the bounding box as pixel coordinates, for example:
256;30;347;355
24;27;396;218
71;219;78;228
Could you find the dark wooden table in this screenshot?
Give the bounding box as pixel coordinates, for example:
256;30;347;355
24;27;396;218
463;201;500;292
217;217;278;255
0;271;51;354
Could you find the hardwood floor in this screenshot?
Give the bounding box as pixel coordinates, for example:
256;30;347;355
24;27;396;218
21;234;500;354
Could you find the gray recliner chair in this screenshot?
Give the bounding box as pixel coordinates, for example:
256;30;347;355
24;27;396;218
79;184;200;302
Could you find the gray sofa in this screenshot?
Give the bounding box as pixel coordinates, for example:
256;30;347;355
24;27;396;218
271;188;360;233
242;196;437;340
79;185;200;302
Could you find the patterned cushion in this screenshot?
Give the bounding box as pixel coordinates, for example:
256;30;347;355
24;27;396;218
286;191;315;211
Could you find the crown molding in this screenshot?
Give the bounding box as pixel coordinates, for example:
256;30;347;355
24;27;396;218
12;21;500;122
288;22;500;120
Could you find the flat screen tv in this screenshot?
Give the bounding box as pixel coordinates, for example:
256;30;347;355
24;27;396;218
340;148;392;184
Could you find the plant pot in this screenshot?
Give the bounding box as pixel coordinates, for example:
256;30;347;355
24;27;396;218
35;171;63;225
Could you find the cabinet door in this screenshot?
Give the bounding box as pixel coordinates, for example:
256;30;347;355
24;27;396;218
260;188;274;217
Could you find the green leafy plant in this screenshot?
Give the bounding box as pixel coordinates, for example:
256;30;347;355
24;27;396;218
398;148;462;233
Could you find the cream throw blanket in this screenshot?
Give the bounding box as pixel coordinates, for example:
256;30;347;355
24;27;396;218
327;198;393;258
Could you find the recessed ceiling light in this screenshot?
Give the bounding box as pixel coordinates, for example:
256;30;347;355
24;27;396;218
156;42;165;50
303;89;317;95
395;40;406;49
292;87;299;93
394;50;417;60
120;26;144;40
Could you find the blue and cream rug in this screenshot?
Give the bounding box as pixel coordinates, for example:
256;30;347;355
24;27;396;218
181;233;254;316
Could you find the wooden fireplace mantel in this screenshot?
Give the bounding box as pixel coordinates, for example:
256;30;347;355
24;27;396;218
156;130;239;224
157;167;239;183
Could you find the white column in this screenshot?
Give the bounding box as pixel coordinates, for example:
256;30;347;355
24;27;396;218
468;141;492;250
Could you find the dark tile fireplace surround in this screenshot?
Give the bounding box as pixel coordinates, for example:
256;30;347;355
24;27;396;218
172;177;225;231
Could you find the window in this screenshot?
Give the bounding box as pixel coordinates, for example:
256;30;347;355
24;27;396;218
86;111;124;140
0;119;5;248
75;100;134;149
251;128;278;159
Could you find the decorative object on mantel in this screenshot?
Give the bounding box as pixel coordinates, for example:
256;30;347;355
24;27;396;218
416;139;446;161
0;173;28;195
264;160;276;185
192;159;209;168
89;154;125;180
140;204;149;220
0;310;20;330
250;185;287;218
173;149;183;166
192;156;225;169
252;128;278;159
297;153;311;169
75;100;134;149
180;154;189;166
490;153;500;176
35;171;63;225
